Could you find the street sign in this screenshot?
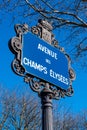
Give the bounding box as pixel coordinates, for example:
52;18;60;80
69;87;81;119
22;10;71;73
22;32;70;90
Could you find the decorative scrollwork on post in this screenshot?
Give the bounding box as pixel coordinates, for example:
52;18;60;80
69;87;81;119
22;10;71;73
69;68;76;81
31;26;41;36
14;24;29;37
9;24;29;76
12;59;25;76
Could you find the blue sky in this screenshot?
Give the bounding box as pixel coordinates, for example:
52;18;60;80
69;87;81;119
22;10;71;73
0;15;87;114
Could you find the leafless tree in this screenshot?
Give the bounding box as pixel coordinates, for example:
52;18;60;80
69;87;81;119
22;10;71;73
0;88;11;130
1;87;87;129
53;104;87;130
53;104;76;130
80;110;87;129
0;88;41;130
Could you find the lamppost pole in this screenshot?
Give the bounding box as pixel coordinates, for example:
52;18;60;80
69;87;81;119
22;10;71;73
40;83;53;130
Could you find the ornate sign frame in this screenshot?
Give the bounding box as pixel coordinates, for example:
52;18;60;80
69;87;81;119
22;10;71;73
9;19;75;100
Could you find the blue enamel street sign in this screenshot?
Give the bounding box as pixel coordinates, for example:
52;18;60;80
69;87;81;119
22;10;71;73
21;32;70;90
